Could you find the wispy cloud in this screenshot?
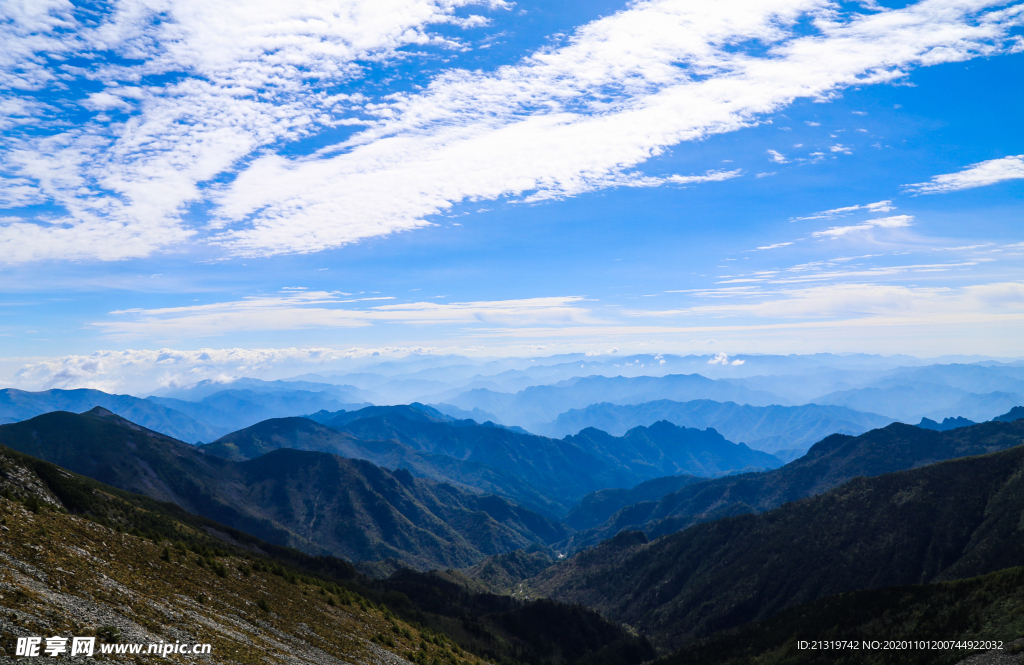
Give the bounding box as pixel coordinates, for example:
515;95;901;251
794;200;894;221
904;155;1024;194
2;0;1022;261
634;281;1024;320
811;214;914;238
94;292;595;339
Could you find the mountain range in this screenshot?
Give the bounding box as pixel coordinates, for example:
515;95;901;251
539;399;894;455
444;374;785;430
0;432;652;665
0;387;221;442
0;408;566;570
560;417;1024;551
0;385;368;443
208;404;780;517
527;418;1024;649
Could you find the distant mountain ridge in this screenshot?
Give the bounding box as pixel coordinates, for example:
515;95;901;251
917;415;976;431
234;405;782;513
446;374;786;430
539;399;894;454
0;387;221;442
0;408;567;569
147;387;369;437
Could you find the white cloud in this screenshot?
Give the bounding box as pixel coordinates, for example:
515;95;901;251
94;292;595;339
10;345;460;392
2;0;1022;261
903;155;1024;194
707;352;746;365
756;241;793;250
812;214;913;238
0;0;508;262
767;149;789;164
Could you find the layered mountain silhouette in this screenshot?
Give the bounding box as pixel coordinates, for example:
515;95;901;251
0;385;368;443
0;387;221;442
540;399;893;455
0;408;567;569
204;414;568;518
148;387;368;437
528;418;1024;649
445;374;784;430
563;417;1024;550
917;415;976;430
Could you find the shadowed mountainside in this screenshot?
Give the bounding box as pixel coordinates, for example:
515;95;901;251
529;425;1024;649
564;474;706;531
203;414;569;519
563;418;1024;551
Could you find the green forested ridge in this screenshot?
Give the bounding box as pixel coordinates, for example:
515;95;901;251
563;419;1024;551
564;474;704;531
529;425;1024;649
0;408;568;569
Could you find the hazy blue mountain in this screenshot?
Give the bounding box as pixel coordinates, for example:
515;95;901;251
917;415;976;430
878;362;1024;395
446;374;785;430
148;388;368;438
0;408;567;569
204;415;569;518
0;387;221;442
529;420;1024;649
539;399;893;453
993;405;1024;422
152;376;370;402
563;419;1024;551
811;372;1024;422
430;402;505;425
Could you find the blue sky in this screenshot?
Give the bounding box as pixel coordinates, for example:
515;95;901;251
1;0;1023;389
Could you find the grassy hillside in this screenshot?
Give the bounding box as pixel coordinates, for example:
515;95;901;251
0;441;652;665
